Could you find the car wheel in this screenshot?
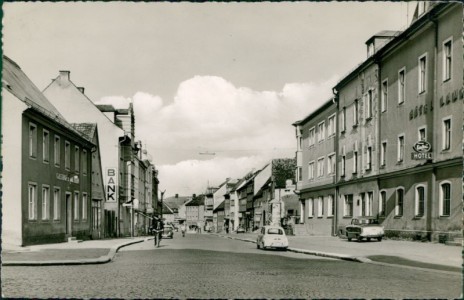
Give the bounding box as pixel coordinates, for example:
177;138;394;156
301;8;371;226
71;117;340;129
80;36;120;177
257;242;260;249
377;237;383;242
367;238;371;242
356;235;362;242
261;242;266;250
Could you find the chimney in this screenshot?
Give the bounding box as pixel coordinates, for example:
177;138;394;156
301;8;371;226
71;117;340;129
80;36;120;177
59;70;70;83
77;87;85;94
175;194;178;198
192;194;196;199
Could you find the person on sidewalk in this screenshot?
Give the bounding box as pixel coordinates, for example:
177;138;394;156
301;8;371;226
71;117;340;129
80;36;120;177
181;223;187;237
152;217;164;247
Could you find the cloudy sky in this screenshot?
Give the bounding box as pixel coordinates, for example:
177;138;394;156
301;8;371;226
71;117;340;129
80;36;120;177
3;2;416;197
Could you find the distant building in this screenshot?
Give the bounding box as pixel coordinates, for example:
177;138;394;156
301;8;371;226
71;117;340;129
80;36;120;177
185;195;205;229
2;56;94;246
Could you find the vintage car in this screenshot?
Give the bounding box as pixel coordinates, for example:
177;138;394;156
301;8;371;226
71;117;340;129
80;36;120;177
257;226;289;250
161;224;174;239
236;226;246;234
344;218;384;242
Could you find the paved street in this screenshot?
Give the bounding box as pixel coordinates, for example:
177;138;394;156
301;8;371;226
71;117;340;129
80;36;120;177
2;234;461;299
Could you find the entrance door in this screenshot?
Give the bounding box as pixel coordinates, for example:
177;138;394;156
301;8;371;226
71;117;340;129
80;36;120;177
66;193;72;237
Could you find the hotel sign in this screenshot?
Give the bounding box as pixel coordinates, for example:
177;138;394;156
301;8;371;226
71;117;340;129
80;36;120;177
411;141;432;160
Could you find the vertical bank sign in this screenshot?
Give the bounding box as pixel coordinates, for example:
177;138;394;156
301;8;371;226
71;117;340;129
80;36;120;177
106;168;118;202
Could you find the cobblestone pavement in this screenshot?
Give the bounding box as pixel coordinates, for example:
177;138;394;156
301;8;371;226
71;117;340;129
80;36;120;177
2;234;461;299
2;248;109;261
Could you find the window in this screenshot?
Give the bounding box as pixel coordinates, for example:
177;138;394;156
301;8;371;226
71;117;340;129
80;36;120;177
82;150;87;175
341;107;346;132
366;146;372;170
82;193;88;220
395;188;404;216
328;114;336;136
308;127;315;146
317;197;323;217
353;150;358;174
442;118;451;150
418;127;426;141
440;182;451;216
415;185;426;217
366;90;373;119
298;136;303;150
43;130;50;163
443;39;452;81
318;122;325;142
297;167;302;182
74;146;80;173
53;188;60;220
308;162;315;180
418;54;427;93
381;142;387;166
381;79;388;112
54;135;60;166
367;192;373;216
74;192;79;220
308;198;314;217
42;185;50;220
341;155;346;177
379;191;386;217
327;195;334;217
29;123;37;158
65;141;71;170
317;157;324;177
344;194;353;217
327;154;335;175
397;135;404;162
398;68;405;104
353;100;359;126
28;183;37;220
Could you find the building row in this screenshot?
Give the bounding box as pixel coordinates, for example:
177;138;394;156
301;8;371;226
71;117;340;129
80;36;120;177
163;158;299;234
2;56;161;246
292;2;462;242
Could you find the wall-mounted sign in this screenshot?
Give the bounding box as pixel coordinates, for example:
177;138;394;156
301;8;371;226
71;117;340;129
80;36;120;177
56;173;79;184
411;140;432;160
106;168;118;202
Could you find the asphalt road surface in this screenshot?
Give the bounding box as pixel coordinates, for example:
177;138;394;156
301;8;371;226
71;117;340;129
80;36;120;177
2;234;461;299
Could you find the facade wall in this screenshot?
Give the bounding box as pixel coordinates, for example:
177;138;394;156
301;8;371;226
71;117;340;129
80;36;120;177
21;111;93;245
2;92;27;246
43;74;125;234
302;189;336;236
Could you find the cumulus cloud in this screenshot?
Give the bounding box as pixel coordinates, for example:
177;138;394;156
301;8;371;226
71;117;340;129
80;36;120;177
97;75;338;196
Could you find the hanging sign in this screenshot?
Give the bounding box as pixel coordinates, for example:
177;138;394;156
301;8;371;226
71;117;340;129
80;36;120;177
411;141;432;160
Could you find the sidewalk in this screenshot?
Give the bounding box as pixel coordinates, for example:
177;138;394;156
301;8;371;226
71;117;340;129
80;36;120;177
2;237;149;266
217;232;462;273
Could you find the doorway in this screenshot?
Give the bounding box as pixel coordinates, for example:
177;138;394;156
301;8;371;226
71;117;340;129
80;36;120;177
65;192;72;237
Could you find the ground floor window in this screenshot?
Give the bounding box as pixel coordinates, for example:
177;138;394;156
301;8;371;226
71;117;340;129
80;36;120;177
327;195;334;217
395;188;404;216
74;192;79;220
307;198;314;217
344;194;353;217
379;190;386;217
82;193;88;220
53;187;61;220
440;182;451;216
415;185;426;217
28;183;37;220
42;185;50;220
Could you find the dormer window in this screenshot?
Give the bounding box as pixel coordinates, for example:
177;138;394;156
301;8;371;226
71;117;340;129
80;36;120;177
367;42;375;57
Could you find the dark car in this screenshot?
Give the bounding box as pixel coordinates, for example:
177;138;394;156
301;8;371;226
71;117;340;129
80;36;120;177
162;225;174;239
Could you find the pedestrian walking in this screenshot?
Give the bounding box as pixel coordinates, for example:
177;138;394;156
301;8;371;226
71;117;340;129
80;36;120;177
152;217;164;247
181;223;187;237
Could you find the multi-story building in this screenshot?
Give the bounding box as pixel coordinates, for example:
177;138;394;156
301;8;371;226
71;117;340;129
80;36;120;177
185;194;205;229
43;70;126;237
374;2;462;241
204;187;218;231
293;100;338;236
293;2;462;242
228;178;246;231
3;56;94;246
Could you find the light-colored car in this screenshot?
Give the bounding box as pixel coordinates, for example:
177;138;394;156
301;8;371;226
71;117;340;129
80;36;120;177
236;226;246;234
345;218;384;242
257;226;288;250
162;225;174;239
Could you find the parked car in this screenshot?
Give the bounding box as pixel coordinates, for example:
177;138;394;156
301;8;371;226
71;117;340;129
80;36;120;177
162;225;174;239
345;217;384;242
236;226;246;234
257;226;288;250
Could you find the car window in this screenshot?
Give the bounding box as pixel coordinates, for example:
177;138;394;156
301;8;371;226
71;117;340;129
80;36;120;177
267;228;283;235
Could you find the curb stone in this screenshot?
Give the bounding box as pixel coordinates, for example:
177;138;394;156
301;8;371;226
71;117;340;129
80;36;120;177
2;238;148;267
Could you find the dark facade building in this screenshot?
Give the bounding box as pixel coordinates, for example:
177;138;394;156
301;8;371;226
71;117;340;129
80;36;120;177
3;56;94;246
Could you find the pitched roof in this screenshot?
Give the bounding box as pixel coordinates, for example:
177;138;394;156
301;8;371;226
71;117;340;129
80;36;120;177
71;123;97;140
163;195;191;209
2;55;93;144
186;195;205;206
162;202;174;214
213;201;225;212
